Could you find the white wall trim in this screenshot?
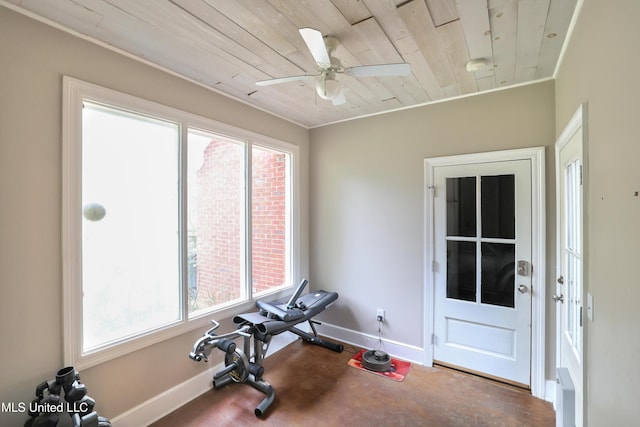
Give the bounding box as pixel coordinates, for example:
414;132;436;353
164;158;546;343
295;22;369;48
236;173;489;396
423;146;546;399
110;332;297;426
110;364;222;427
554;103;588;426
62;76;303;370
314;322;425;365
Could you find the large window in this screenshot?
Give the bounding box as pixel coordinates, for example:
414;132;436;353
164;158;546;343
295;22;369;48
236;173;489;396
63;77;298;368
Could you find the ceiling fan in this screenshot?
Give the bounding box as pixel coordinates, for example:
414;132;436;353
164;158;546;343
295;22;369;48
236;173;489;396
256;28;411;105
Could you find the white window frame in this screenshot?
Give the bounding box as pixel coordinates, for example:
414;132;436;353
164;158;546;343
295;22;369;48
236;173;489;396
62;76;300;369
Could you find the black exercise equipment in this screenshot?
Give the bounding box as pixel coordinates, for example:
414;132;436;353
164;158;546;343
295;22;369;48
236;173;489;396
24;367;111;427
189;278;344;417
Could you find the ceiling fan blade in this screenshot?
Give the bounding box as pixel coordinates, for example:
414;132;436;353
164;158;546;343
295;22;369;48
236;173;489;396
256;74;318;86
331;91;346;106
344;63;411;77
299;28;331;67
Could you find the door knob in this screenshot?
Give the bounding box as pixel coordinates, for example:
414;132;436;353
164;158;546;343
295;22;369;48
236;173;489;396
557;276;564;285
552;294;564;303
517;284;528;294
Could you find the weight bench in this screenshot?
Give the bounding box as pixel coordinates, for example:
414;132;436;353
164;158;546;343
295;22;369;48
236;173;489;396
189;279;344;417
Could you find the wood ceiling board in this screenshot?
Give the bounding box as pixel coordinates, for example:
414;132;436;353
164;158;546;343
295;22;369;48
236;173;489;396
489;0;518;86
439;18;478;95
425;0;459;27
456;0;495;81
7;0;580;127
232;0;318;71
476;75;497;92
392;35;440;101
380;96;403;109
515;0;550;82
348;17;404;63
202;0;298;57
247;89;335;127
398;0;458;91
346;92;387;116
170;0;305;78
330;0;372;25
362;0;442;100
76;0;271;93
70;0;250;82
329;44;397;102
16;0;103;29
338;73;396;107
349;17;429;105
536;0;578;78
266;0;352;39
351;78;395;103
362;0;413;41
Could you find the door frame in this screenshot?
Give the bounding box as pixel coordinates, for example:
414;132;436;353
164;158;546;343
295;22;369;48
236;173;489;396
424;146;546;398
555;103;588;425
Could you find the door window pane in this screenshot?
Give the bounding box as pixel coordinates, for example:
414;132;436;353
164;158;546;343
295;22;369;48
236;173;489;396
187;130;246;315
82;103;180;351
252;145;291;295
447;241;476;301
481;175;515;239
480;242;515;307
446;177;476;237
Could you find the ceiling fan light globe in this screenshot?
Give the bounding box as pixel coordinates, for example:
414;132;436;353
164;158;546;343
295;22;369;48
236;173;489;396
316;79;341;100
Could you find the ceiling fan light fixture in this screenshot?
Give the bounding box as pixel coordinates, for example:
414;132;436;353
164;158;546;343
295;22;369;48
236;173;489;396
316;78;341;100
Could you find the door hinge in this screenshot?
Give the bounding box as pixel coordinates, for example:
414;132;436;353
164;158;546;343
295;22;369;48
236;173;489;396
431;333;436;345
432;260;439;272
429;185;436;198
580;164;583;186
580;306;583;327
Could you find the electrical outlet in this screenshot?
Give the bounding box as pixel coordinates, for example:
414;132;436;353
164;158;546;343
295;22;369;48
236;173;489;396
376;308;385;322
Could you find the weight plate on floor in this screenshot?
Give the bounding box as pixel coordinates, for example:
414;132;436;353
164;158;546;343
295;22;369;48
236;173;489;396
361;350;392;372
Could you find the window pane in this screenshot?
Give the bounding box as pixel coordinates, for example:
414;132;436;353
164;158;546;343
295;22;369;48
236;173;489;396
447;241;476;301
481;175;515;239
252;145;291;295
82;103;180;351
446;177;476;237
480;243;515;307
187;130;246;315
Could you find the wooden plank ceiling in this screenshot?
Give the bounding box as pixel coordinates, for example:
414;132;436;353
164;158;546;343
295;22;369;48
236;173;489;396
7;0;578;128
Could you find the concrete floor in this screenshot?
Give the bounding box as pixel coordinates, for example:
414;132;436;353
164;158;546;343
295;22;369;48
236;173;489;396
151;339;555;426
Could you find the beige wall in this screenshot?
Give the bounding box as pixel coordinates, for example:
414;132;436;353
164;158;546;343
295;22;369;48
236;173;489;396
309;82;557;373
555;0;640;424
5;0;639;424
0;7;308;425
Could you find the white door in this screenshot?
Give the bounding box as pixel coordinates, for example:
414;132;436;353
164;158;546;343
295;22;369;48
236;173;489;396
432;159;532;387
556;106;585;426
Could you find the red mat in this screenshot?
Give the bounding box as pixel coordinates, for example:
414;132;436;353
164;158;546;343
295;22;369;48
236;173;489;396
347;349;411;381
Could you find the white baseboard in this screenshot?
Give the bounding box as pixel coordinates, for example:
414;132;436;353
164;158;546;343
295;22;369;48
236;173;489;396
110;363;222;427
111;331;298;427
317;321;558;407
314;322;425;365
